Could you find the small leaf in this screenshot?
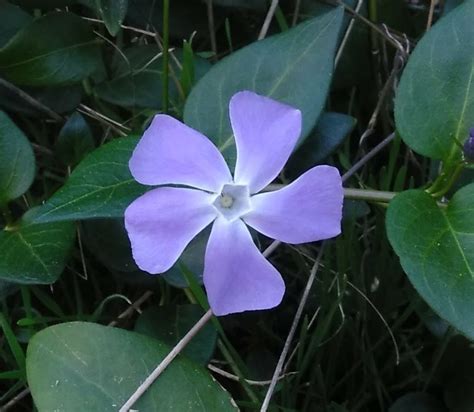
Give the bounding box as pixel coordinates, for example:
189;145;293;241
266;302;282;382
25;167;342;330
183;7;344;165
23;137;145;224
56;112;95;166
0;110;35;205
395;1;474;161
386;184;474;339
0;221;75;284
0;11;103;86
135;305;217;365
26;322;238;411
95;0;127;36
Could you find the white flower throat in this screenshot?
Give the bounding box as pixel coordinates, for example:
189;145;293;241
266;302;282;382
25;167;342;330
212;184;252;222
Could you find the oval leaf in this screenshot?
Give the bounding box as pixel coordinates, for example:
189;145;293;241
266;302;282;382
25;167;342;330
0;110;35;205
26;322;237;411
56;112;95;166
386;184;474;338
183;7;344;164
395;1;474;160
0;221;75;284
0;11;103;86
24;137;144;224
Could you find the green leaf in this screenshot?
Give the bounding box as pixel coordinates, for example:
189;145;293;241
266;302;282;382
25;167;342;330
0;110;35;205
95;0;127;36
23;137;145;224
386;184;474;338
395;1;474;161
26;322;238;411
287;112;356;178
0;11;103;86
0;221;75;284
0;1;32;48
56;112;95;166
135;304;217;365
183;7;344;165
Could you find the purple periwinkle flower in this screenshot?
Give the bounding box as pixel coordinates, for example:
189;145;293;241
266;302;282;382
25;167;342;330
464;128;474;162
125;91;343;316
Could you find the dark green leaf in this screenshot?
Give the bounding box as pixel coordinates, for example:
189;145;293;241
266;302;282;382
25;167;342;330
386;184;474;338
395;1;474;161
95;0;127;36
135;304;217;365
26;322;238;411
0;221;75;284
0;12;103;86
388;392;446;412
0;1;32;48
56;112;95;166
23;137;145;224
0;110;35;205
183;7;344;165
287;112;355;178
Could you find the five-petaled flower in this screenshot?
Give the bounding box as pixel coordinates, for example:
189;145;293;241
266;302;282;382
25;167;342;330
125;91;343;316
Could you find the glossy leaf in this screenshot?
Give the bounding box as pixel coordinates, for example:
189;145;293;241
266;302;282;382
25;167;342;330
96;0;127;36
23;137;145;224
395;1;474;161
386;184;474;338
135;304;217;365
56;112;95;166
0;110;35;205
26;322;237;411
183;7;344;164
0;221;75;284
0;12;102;86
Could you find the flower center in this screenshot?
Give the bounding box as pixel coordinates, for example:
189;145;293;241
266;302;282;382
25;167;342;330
213;184;251;222
219;193;234;208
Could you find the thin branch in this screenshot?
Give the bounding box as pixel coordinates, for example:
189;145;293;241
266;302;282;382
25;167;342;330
0;78;62;122
260;245;326;411
119;309;214;412
258;0;280;40
208;364;298;386
335;0;364;66
1;387;31;411
108;290;154;327
342;132;396;183
426;0;436;31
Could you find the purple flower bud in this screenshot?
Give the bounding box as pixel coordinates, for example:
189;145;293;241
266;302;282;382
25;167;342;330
464;132;474;162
